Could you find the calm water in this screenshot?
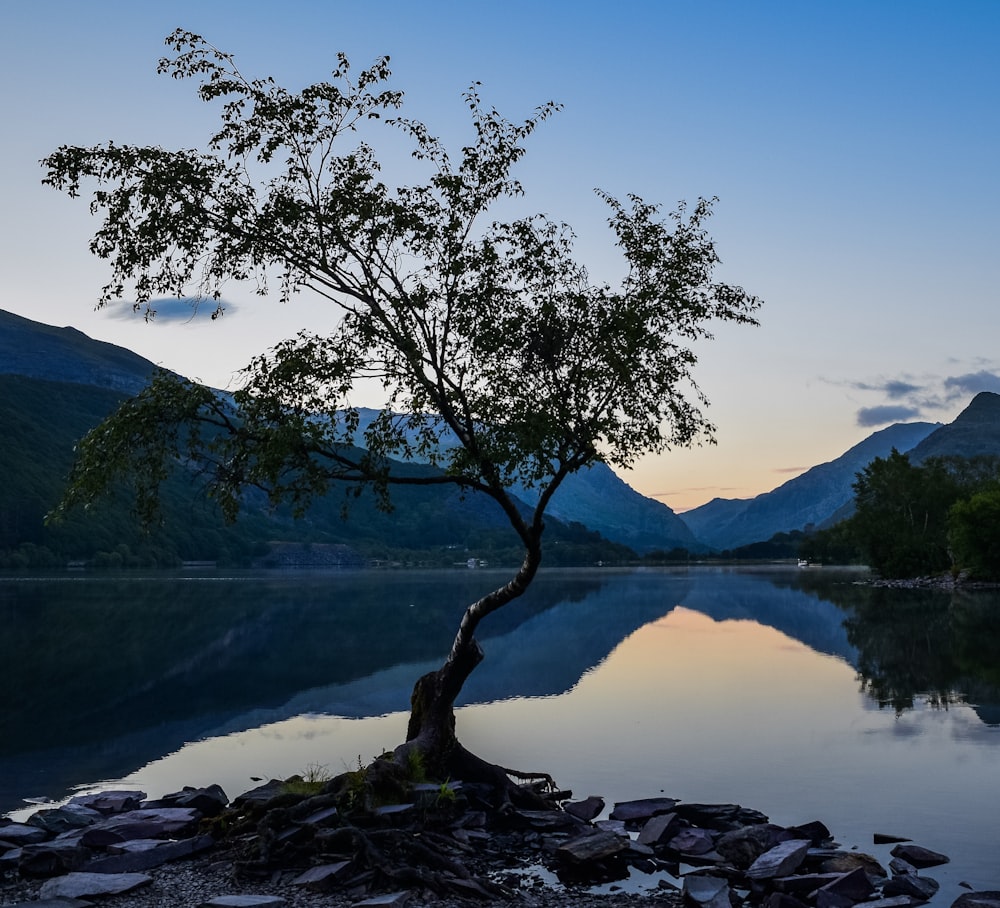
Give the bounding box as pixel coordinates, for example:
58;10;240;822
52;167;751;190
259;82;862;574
2;566;998;898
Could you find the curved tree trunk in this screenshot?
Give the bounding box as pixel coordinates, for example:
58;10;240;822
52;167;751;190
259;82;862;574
398;540;542;781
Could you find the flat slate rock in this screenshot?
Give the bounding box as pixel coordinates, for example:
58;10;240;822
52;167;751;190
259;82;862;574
565;796;605;822
890;843;950;868
683;873;732;908
556;829;629;863
951;894;1000;908
39;871;153;899
199;897;287;908
354;893;412;907
4;900;94;908
67;791;146;815
84;833;214;873
747;840;811;880
608;797;678;823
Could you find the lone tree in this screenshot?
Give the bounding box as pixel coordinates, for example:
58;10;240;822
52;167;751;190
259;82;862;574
43;31;760;792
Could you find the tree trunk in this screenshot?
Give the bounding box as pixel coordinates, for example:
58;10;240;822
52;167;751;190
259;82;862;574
398;542;541;782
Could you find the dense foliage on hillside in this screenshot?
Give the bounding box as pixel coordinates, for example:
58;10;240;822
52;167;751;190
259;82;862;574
802;449;1000;579
0;375;633;569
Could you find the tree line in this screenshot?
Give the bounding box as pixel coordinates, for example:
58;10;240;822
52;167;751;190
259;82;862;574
802;449;1000;579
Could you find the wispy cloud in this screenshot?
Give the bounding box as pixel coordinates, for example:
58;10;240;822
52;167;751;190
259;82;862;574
843;365;1000;428
856;405;922;427
943;371;1000;397
103;298;237;323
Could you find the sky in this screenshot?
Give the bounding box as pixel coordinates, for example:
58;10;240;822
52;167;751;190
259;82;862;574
2;1;999;512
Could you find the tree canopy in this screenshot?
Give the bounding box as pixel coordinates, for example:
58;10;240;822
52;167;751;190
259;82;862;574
43;31;761;783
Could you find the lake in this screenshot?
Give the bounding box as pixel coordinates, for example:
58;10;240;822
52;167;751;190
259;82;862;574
2;565;998;898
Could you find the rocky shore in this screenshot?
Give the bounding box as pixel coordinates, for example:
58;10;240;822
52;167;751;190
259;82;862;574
1;776;996;908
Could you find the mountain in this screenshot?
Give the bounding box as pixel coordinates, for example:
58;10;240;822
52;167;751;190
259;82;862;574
0;308;696;560
909;391;1000;462
680;421;940;550
0;309;156;394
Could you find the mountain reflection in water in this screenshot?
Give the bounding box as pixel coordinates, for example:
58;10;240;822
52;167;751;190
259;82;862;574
2;566;999;882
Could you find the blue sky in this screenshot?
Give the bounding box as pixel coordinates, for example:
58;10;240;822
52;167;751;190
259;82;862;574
2;1;998;510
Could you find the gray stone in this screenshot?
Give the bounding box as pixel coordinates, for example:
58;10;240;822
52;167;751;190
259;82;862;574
773;872;842;894
683;873;732;908
817;867;877;902
890;844;950;869
819;851;888;882
291;861;351;891
199;897;287;908
884;873;940;900
874;833;911;845
152;784;229;817
28;805;102;835
556;829;629;863
675;803;769;831
0;822;50;845
609;797;678;824
747;840;811;880
786;820;831;844
637;812;681;846
565;796;605;822
815;890;854;908
18;841;90;877
1;900;93;908
951;893;1000;908
102;807;201;839
84;833;214;873
763;894;810;908
353;891;412;907
67;791;146;815
511;809;579;831
232;780;288;807
717;824;791;869
668;827;716;856
302;805;339;826
39;871;152;899
890;857;919;876
864;899;920;908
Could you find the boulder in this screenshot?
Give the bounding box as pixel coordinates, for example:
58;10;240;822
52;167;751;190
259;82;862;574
0;822;50;845
39;871;152;899
609;797;678;824
27;805;102;835
291;861;352;891
668;827;717;856
564;796;605;822
67;791;146;815
818;851;888;882
637;812;682;846
683;873;732;908
675;803;769;831
150;784;229;817
786;820;831;844
101;807;201;839
199;897;287;908
556;829;629;863
890;844;950;869
883;873;940;900
815;867;876;902
717;824;791;868
747;840;811;880
951;893;1000;908
354;894;412;907
18;841;90;878
84;834;214;873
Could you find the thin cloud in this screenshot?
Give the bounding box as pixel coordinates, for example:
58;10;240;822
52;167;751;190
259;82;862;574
856;405;922;427
104;298;237;323
943;371;1000;398
773;466;808;474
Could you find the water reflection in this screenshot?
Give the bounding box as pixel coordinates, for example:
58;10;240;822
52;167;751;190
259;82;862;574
2;566;1000;817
